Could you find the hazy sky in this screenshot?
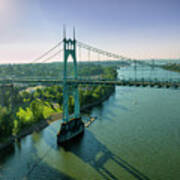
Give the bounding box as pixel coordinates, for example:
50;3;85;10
0;0;180;63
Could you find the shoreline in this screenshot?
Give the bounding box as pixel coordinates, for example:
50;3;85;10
162;65;180;73
0;88;114;151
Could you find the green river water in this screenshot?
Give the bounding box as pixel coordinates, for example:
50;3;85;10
0;67;180;180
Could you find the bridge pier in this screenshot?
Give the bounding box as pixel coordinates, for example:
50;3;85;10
57;117;84;144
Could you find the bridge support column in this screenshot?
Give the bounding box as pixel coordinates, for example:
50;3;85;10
74;85;80;118
62;82;69;122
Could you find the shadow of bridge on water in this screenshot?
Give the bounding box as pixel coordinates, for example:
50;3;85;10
57;129;150;180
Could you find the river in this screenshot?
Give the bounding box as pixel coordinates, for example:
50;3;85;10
0;67;180;180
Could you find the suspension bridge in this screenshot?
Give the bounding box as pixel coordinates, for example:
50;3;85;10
0;29;180;143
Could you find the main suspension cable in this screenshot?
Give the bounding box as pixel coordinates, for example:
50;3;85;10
30;40;63;63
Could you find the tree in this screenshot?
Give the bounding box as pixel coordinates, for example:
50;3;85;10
0;106;13;138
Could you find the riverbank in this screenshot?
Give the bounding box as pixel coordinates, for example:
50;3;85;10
0;87;114;151
162;64;180;73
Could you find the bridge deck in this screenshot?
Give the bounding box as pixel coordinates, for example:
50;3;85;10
0;79;180;88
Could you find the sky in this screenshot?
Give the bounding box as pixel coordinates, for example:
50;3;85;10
0;0;180;63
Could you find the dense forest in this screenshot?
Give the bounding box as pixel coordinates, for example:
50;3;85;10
0;62;118;78
0;63;117;141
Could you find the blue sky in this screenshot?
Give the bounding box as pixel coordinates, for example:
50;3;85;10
0;0;180;63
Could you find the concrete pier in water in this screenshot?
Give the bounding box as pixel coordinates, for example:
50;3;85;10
57;117;84;145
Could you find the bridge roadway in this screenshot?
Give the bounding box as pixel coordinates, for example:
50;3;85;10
0;78;180;88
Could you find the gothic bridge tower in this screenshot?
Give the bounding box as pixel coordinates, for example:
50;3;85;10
57;27;84;145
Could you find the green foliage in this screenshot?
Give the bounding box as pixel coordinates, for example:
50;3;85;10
13;120;19;136
13;107;34;135
17;107;34;125
0;106;13;139
13;99;60;135
42;101;60;119
30;99;45;122
0;63;63;78
0;64;117;139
